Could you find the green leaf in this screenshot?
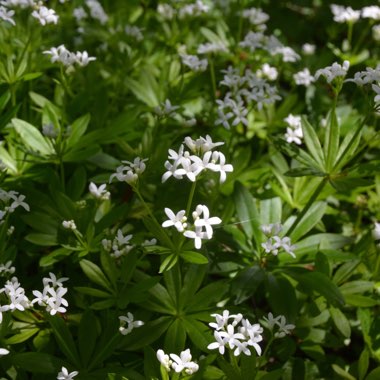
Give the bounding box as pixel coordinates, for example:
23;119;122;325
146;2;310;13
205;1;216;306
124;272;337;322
267;274;298;322
180;251;208;264
11;352;61;374
260;197;282;225
330;306;351;338
0;90;10;112
39;247;72;267
159;254;178;273
286;269;344;306
25;233;58;246
78;310;98;367
5;328;39;344
66;114;91;148
125;75;159;107
344;295;379;307
47;315;80;367
257;369;284;380
74;286;111;298
12;118;54;155
233;181;262;247
339;281;374;295
164;319;186;353
288;201;327;242
324;108;340;172
230;265;265;304
284;167;325;177
366;367;380;380
332;364;356;380
301;116;325;169
80;259;113;292
182;317;211;350
358;348;369;380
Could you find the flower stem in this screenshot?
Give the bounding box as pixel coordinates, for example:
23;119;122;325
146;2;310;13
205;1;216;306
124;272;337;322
209;57;217;99
186;181;197;216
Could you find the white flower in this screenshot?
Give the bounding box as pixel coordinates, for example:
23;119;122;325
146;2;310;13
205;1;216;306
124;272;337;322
157;349;172;371
197;41;228;54
372;84;380;103
373;222;380;240
193;204;221;238
260;223;282;236
43;273;68;288
31;6;58;25
209;310;243;330
315;60;350;84
184;135;224;154
302;43;316;55
0;6;15;25
294;68;315;86
362;6;380;20
62;220;76;230
75;51;96;66
162;208;187;232
8;193;29;212
0;261;15;275
86;0;108;24
285;126;303;145
73;6;87;21
373;25;380;41
46;286;69;315
155;99;180;117
274;315;295;338
242;7;269;25
183;227;208;249
0;348;9;356
89;182;110;200
331;4;360;23
262;312;280;330
180;53;208;72
206;151;234;183
57;366;79;380
119;312;144;335
257;63;278;81
208;330;229;354
170;349;199;375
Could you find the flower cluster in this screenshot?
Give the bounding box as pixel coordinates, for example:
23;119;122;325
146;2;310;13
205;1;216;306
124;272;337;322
0;190;29;226
125;25;144;41
242;7;269;28
240;31;300;62
0;0;59;26
0;277;29;320
43;45;96;68
31;273;69;315
330;4;360;23
157;348;199;375
346;65;380;105
163;204;221;249
118;312;144;335
157;0;209;20
162;135;233;184
216;67;281;129
261;223;296;258
330;4;380;24
315;60;350;84
83;0;108;24
284;114;303;145
263;312;295;338
109;157;148;186
102;229;133;259
207;310;264;356
180;53;208;72
293;68;315;87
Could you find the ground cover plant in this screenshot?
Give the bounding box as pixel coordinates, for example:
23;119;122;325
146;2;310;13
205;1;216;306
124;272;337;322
0;0;380;379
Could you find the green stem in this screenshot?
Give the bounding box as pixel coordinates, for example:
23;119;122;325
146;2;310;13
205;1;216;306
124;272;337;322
59;158;65;191
186;181;197;216
229;349;241;376
346;22;354;51
209;57;217;99
286;177;328;237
